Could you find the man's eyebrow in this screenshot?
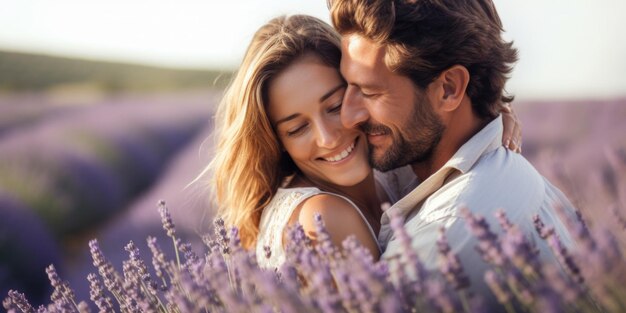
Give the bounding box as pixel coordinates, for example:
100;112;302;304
319;83;347;102
348;81;380;91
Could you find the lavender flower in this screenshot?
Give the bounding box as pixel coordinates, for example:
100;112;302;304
87;273;114;313
436;227;470;291
500;222;542;279
484;270;511;305
545;230;584;284
495;209;513;232
213;217;230;255
313;213;338;259
6;290;33;313
425;279;460;313
532;214;554;239
45;265;77;310
124;241;158;296
89;239;126;308
460;207;506;267
389;209;428;283
157;200;176;238
388;209;429;309
6;196;624;313
146;236;170;291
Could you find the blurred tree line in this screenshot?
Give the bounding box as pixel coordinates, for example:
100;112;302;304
0;50;233;93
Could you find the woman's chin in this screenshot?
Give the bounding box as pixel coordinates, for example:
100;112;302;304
328;168;371;187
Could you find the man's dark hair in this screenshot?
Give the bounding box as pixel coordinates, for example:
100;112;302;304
330;0;518;118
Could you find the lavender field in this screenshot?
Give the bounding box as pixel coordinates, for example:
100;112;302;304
517;99;626;228
0;90;219;303
1;95;626;312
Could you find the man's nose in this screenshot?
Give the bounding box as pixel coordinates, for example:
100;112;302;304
341;85;369;129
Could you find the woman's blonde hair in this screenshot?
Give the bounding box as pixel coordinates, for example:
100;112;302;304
203;15;342;249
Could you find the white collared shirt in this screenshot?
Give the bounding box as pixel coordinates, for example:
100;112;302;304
377;115;577;299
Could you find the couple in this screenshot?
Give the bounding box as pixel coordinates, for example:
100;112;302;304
207;0;576;297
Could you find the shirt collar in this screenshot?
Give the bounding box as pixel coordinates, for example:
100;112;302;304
377;115;504;249
442;115;503;174
385;114;504;212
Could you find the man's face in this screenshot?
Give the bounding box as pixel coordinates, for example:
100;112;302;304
339;34;445;171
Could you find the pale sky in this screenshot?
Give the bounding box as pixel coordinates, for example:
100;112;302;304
1;0;625;100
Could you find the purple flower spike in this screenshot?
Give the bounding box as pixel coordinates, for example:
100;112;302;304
87;273;114;313
505;269;534;306
89;239;126;307
500;224;542;278
484;270;511;305
389;210;428;283
313;213;338;258
554;204;595;252
495;209;513;232
76;301;90;313
146;236;169;290
89;239;106;269
157;200;176;238
230;227;242;250
532;214;554;239
460;207;506;267
388;209;429;309
45;265;63;302
125;241;158;295
6;290;33;313
542;265;582;304
546;232;583;284
425;279;459;313
213;217;230;254
436;227;470;291
45;264;77;308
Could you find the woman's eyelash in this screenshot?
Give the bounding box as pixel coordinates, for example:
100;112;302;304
284;102;342;137
329;102;343;113
286;125;306;136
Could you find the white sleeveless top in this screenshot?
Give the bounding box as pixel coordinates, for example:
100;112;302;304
255;187;380;269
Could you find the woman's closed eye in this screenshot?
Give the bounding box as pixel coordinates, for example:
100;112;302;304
328;102;342;113
286;124;308;137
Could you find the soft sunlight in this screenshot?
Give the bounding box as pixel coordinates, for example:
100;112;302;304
0;1;625;96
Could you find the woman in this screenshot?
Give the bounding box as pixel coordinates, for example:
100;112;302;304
203;15;520;268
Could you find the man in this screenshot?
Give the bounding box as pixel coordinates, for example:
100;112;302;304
329;0;577;302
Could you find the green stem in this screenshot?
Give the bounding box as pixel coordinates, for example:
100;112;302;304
459;290;471;313
172;237;182;270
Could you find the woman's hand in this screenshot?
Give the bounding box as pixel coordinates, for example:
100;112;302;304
500;102;522;153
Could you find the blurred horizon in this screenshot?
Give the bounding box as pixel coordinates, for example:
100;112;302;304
1;0;626;100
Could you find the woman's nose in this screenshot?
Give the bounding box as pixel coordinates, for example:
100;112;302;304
315;120;342;149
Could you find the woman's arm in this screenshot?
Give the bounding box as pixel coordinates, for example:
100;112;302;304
287;194;380;260
499;102;523;153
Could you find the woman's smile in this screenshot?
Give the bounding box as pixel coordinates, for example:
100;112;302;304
318;137;358;164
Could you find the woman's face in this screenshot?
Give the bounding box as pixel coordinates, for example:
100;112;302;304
267;53;371;187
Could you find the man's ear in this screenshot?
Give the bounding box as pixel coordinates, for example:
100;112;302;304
435;65;470;112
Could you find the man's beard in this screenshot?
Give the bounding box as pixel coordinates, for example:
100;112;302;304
363;94;445;172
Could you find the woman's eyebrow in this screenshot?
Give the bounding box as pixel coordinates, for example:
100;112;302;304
319;83;347;103
274;113;301;127
275;83;346;127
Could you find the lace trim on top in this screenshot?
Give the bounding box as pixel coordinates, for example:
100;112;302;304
255;187;380;269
